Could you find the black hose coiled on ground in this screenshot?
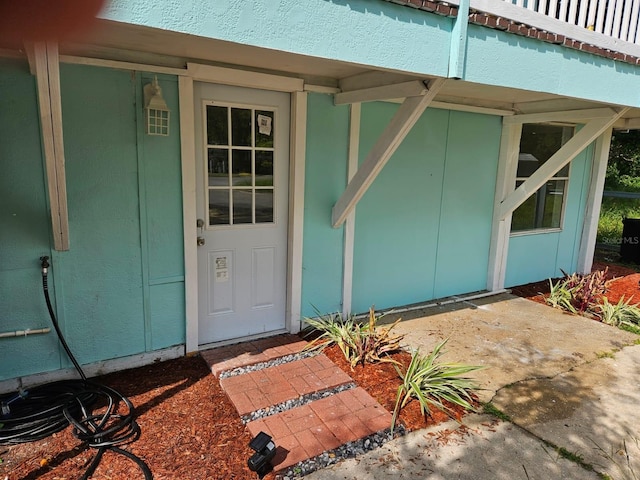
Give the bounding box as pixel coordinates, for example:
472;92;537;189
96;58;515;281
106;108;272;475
0;257;152;479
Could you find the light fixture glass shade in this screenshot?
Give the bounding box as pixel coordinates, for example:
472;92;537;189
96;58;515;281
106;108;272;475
144;76;170;136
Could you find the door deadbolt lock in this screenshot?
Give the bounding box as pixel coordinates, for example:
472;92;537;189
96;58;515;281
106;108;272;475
197;236;205;246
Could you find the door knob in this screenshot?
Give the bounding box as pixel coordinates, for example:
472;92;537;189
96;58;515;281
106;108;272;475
197;237;205;246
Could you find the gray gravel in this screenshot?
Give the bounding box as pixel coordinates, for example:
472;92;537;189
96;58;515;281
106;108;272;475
276;427;406;479
241;382;356;424
219;350;319;379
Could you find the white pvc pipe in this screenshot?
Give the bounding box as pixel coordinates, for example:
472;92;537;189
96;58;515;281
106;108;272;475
0;328;51;339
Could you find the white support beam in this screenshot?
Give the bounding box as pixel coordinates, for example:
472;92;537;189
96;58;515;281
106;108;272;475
179;76;198;354
286;91;308;334
334;80;428;106
33;42;70;251
331;78;446;228
577;129;613;274
487;123;522;291
503;107;618;125
498;108;628;220
342;103;361;317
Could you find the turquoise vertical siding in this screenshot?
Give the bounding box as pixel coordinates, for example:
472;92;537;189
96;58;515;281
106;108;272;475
0;61;185;381
352;104;501;313
434;111;501;298
352;103;447;311
505;145;593;286
0;60;62;377
300;93;349;317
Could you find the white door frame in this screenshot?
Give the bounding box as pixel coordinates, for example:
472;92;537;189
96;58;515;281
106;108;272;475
179;66;306;353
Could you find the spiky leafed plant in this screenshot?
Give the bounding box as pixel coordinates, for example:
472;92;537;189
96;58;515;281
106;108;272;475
391;339;483;433
597;296;640;328
303;307;404;368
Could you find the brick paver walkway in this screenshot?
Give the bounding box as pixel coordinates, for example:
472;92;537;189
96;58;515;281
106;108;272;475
202;334;393;473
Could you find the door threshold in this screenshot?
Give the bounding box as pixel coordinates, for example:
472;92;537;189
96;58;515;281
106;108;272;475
198;328;289;350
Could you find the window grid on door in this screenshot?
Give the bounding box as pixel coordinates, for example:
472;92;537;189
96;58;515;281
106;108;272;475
204;103;275;227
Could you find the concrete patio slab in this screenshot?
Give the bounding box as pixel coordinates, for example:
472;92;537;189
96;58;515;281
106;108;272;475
381;292;637;402
304;413;601;480
493;344;640;479
304;292;639;479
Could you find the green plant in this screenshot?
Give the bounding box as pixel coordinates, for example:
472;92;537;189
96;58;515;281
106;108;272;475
391;339;483;432
546;278;576;313
303;307;404;368
545;269;609;314
597;296;640;328
483;403;512;422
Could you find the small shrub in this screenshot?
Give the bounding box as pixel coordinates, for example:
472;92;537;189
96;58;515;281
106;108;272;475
546;278;576;313
303;307;404;368
391;339;483;433
545;269;609;314
597;296;640;328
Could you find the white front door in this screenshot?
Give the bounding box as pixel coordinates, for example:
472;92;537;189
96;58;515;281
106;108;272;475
194;82;290;345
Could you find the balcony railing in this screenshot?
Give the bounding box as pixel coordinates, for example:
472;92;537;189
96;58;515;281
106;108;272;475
515;0;639;43
450;0;640;57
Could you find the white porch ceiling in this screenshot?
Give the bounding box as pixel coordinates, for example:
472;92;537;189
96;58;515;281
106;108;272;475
5;19;639;123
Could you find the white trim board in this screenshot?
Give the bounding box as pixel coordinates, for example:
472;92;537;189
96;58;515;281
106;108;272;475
342;103;361;317
187;63;303;92
577;129;613;273
179;76;199;354
487;123;522;291
286;91;308;333
0;345;184;395
33;42;70;251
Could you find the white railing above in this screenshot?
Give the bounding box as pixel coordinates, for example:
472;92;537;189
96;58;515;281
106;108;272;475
527;0;639;44
448;0;640;58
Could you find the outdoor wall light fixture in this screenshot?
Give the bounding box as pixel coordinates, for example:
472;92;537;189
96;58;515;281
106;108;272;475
143;76;170;136
247;431;277;476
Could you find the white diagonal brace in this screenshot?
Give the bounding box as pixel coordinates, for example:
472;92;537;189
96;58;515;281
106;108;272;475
334;80;428;106
34;42;70;251
498;107;629;220
331;78;446;228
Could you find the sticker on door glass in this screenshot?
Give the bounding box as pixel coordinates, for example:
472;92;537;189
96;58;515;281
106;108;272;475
215;256;229;282
257;114;272;136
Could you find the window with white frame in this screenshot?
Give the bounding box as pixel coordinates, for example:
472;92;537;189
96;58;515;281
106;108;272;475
511;124;574;233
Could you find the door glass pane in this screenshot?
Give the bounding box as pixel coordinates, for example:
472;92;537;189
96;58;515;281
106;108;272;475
209;189;230;225
255;189;274;223
233;189;253;224
231;150;252;186
231;108;252;146
208;149;229;186
255;110;274;148
206;105;228;145
255;151;274;186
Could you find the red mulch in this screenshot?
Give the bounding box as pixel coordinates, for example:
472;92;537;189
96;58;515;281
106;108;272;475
1;344;468;480
4;258;638;479
323;345;466;431
510;260;640;307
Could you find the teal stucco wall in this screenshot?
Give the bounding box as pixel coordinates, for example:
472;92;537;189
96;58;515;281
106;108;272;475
505;144;593;287
351;103;501;313
101;0;640;108
0;60;185;381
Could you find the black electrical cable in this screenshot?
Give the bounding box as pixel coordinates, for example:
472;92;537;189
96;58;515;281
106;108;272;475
0;257;153;479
